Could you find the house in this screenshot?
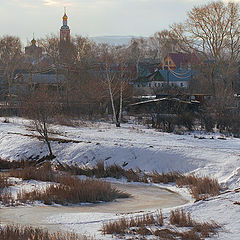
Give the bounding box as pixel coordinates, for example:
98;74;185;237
133;68;193;93
163;52;200;70
13;72;66;95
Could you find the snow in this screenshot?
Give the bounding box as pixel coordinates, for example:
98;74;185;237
0;117;240;239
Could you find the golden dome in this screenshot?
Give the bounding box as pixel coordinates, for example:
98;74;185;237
31;38;36;45
63;14;68;21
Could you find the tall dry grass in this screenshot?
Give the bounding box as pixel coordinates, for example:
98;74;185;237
170;209;221;239
170;209;194;227
102;211;164;235
103;209;221;239
0;158;37;170
176;175;220;200
10;162;57;182
10;161;220;201
59;162;220;200
17;175;129;205
0;225;88;240
0;175;15;205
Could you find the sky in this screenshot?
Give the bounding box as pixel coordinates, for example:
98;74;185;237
1;0;239;44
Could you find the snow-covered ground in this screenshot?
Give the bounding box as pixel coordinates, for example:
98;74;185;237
0;117;240;239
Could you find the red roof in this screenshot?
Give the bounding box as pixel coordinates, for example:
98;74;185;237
168;53;200;68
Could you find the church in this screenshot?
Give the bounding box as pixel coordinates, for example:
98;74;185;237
25;9;71;60
13;10;71;95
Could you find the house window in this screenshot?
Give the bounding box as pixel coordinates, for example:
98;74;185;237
171;83;174;87
149;83;151;87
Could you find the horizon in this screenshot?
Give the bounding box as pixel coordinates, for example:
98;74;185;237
1;0;221;44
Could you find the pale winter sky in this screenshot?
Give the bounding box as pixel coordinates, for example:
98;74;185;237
1;0;239;44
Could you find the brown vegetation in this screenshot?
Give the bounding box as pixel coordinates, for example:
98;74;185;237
103;209;221;239
0;175;15;205
0;225;87;240
17;175;129;205
170;209;194;227
0;158;34;170
176;175;220;200
59;162;220;200
10;162;57;182
102;211;164;235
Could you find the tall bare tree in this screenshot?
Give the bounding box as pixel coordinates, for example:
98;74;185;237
148;30;178;65
23;87;61;158
101;47;133;127
0;36;22;102
170;1;240;95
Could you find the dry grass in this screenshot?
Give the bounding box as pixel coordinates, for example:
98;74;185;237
17;175;130;205
102;211;163;235
103;209;221;239
170;209;221;238
0;225;88;240
60;162;220;200
9;161;220;202
0;175;11;190
150;171;182;184
0;158;34;170
192;221;221;238
0;175;15;205
154;228;202;240
9;163;130;205
170;209;194;227
10;162;57;182
176;175;220;200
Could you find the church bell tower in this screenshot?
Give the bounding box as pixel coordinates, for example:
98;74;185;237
60;8;70;43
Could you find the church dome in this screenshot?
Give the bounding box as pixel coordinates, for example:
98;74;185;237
31;38;36;46
63;14;68;21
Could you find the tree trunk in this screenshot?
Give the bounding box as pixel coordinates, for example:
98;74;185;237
117;82;123;128
108;77;117;124
46;139;53;157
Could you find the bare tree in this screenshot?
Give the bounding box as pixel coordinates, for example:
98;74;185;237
101;47;133;127
22;87;61;158
39;35;62;93
0;36;22;103
170;1;240;95
148;30;178;65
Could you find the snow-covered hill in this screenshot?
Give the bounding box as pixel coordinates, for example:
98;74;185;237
0;117;240;239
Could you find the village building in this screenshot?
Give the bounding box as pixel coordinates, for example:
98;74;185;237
163;52;200;70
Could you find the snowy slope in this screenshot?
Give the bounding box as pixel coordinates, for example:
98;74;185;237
0;117;239;189
0;117;240;239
